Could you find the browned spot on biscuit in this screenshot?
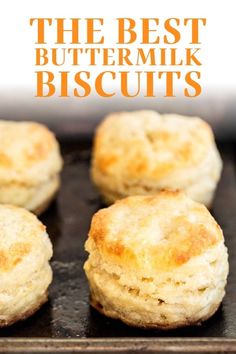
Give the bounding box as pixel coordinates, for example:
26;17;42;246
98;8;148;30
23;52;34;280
88;193;222;271
40;223;46;232
146;130;171;144
177;143;193;162
88;209;110;245
107;241;125;257
151;222;219;270
96;155;118;173
24;140;52;165
128;159;148;174
0;153;12;168
0;242;31;272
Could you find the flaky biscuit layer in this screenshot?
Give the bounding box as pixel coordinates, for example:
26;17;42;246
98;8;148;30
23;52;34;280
0;205;53;326
84;192;229;329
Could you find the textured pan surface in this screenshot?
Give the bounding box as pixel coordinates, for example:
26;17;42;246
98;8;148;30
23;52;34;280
0;141;235;343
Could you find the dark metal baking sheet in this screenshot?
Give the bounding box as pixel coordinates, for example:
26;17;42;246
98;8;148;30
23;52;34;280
0;139;236;353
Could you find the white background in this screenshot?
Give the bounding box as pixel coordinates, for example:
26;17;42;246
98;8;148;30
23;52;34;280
0;0;235;122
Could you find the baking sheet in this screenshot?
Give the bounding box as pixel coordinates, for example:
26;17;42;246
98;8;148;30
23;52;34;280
0;140;236;352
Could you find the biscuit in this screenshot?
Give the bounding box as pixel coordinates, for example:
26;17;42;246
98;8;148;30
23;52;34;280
0;120;63;214
0;205;53;327
84;191;229;329
91;110;222;207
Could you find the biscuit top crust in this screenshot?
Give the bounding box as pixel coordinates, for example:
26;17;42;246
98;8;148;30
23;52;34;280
0;205;47;273
0;121;62;184
86;191;223;272
92;111;214;179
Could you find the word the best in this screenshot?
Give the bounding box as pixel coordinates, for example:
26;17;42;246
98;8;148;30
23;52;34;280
30;17;207;98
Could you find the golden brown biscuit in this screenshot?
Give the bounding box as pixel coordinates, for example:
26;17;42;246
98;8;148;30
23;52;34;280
0;205;53;327
84;191;229;329
0;121;63;214
91;111;222;207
